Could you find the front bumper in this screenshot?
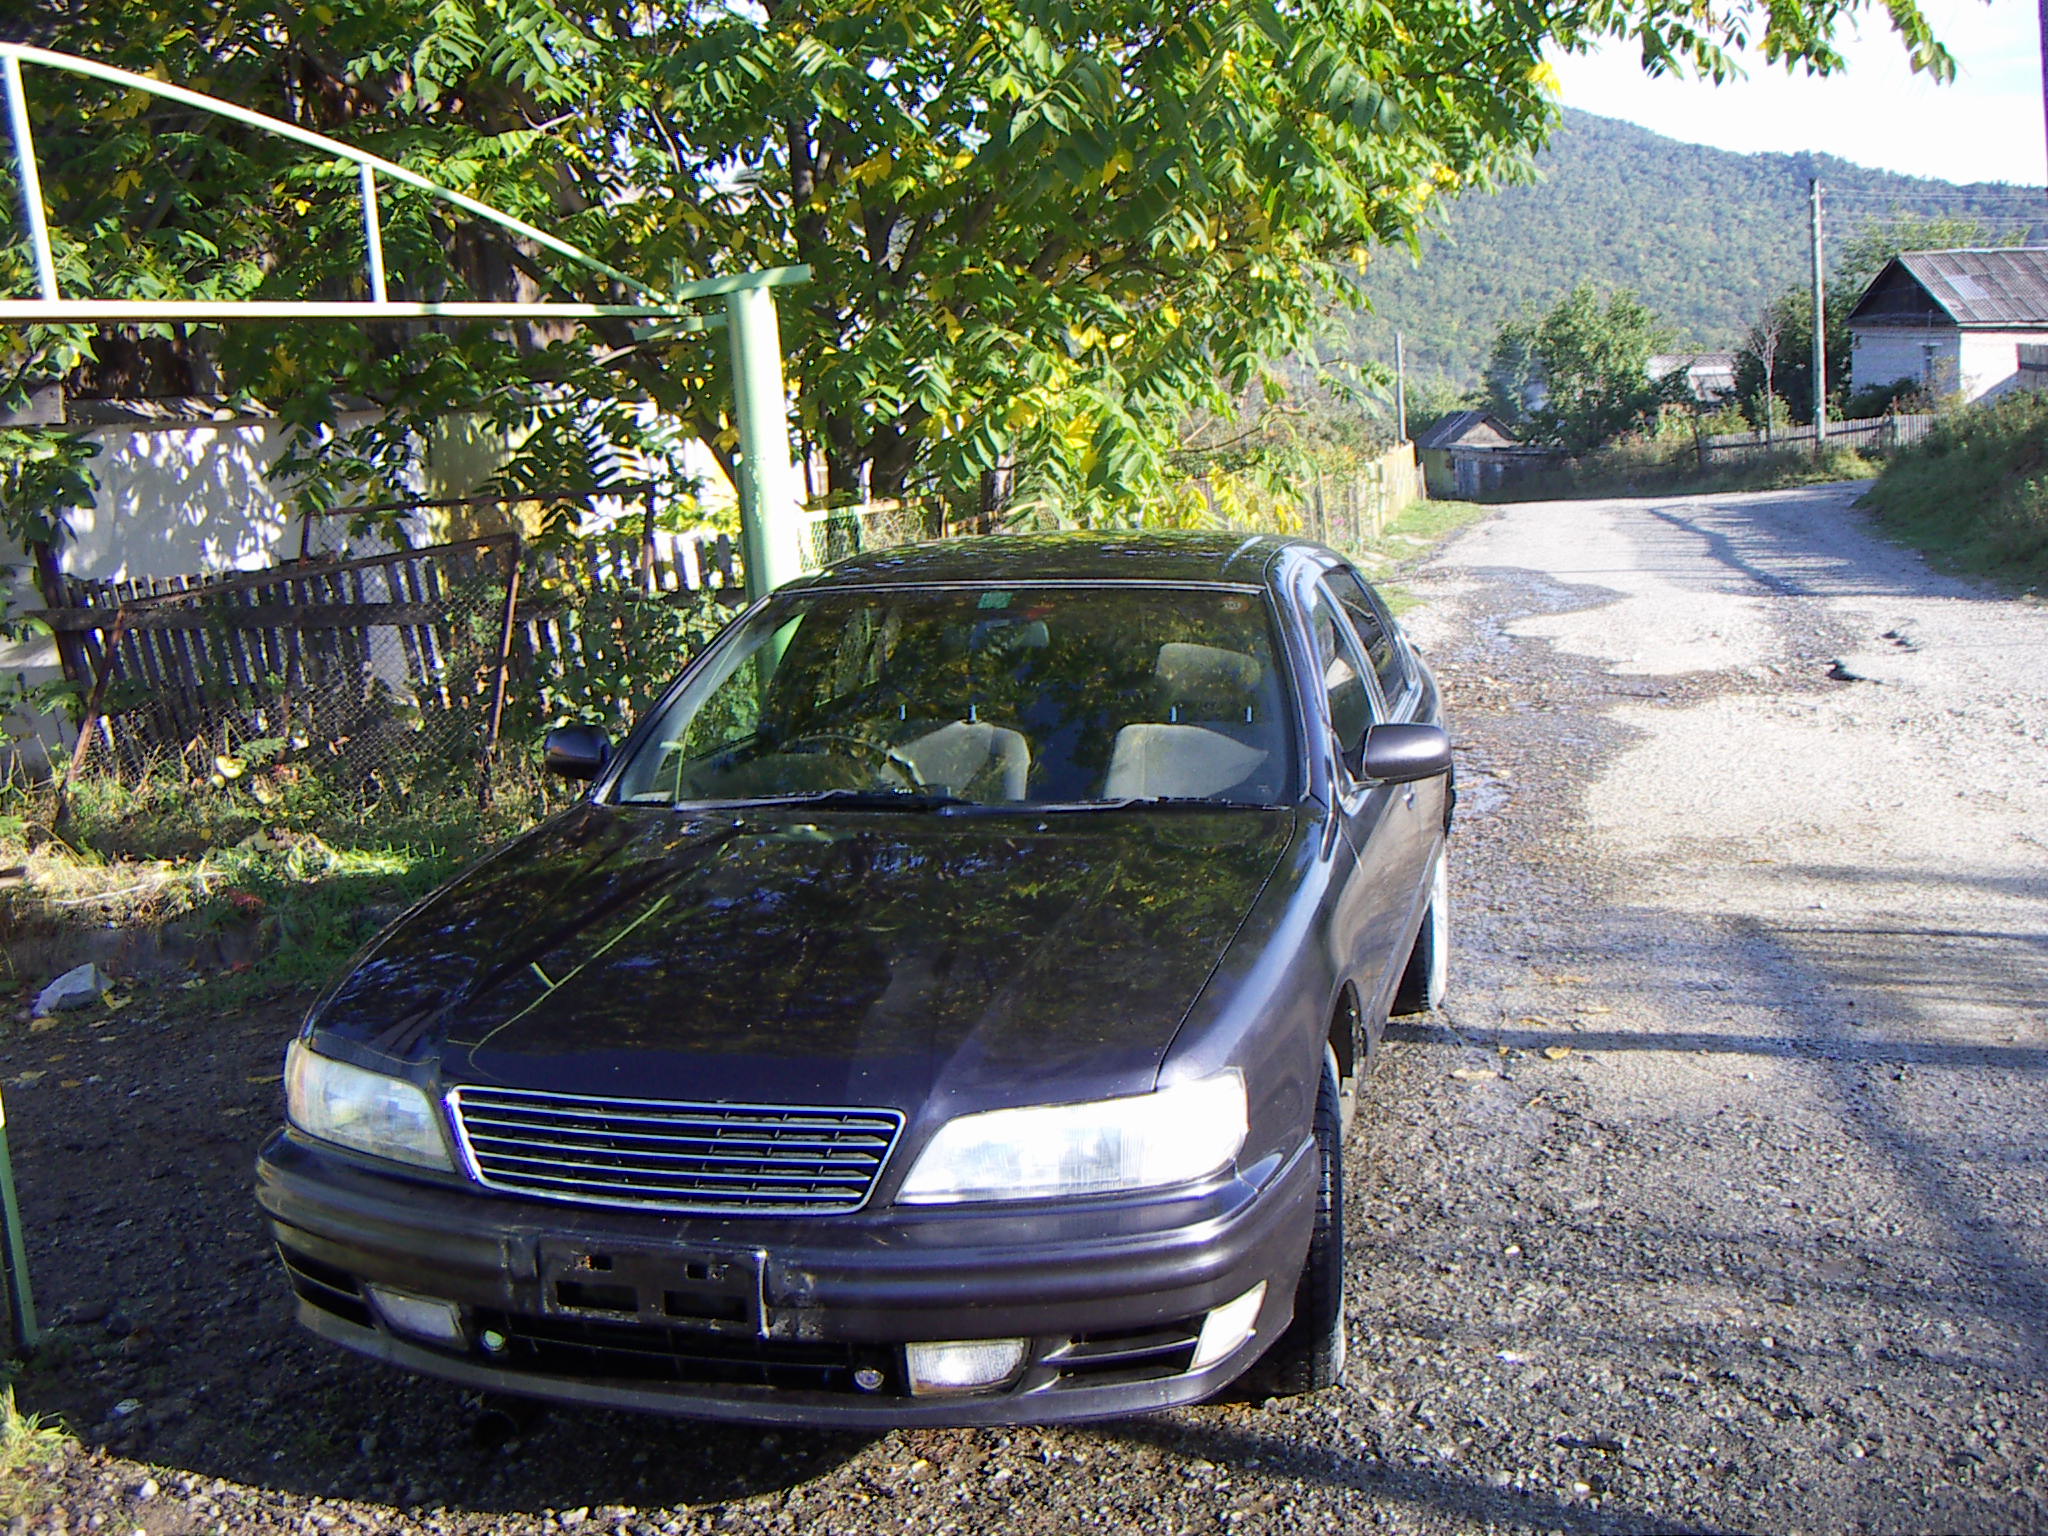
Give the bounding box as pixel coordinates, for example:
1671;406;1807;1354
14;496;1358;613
255;1131;1317;1427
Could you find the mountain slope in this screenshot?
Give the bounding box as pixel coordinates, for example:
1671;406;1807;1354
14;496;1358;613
1335;110;2045;388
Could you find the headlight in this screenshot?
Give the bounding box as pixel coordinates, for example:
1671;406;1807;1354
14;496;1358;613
285;1041;453;1171
895;1073;1246;1204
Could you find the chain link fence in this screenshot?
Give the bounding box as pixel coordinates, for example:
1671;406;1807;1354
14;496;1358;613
793;500;946;573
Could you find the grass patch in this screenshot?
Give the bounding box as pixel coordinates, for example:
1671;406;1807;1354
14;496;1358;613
1347;498;1493;611
1;764;555;1001
1860;392;2048;591
0;1386;69;1518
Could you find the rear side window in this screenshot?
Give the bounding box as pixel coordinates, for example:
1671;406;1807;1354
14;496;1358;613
1324;569;1410;702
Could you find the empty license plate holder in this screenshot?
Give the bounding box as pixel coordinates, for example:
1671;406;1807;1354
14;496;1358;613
539;1239;765;1336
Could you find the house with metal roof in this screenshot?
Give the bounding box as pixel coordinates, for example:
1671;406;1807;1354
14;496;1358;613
1414;410;1516;498
1845;249;2048;404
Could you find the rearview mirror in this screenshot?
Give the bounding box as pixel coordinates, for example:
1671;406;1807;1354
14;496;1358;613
1358;723;1451;784
544;724;612;780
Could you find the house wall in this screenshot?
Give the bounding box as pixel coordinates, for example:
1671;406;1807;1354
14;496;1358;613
1851;327;1959;397
1852;327;2048;403
1957;331;2048;402
0;411;382;771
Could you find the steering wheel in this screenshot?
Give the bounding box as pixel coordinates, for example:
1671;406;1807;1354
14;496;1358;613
782;732;927;789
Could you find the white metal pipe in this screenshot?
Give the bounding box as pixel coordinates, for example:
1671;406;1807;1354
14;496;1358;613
0;41;662;299
359;163;388;304
0;299;723;323
1;53;58;301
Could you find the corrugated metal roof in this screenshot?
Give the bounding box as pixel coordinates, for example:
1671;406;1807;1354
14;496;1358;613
1414;409;1517;450
1867;249;2048;328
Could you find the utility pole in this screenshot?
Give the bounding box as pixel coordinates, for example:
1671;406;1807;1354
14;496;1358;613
1810;178;1828;460
1395;331;1408;442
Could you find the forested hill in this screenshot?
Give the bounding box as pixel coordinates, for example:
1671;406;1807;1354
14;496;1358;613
1337;110;2046;389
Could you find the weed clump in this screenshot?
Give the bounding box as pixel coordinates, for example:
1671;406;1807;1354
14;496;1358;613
1860;391;2048;588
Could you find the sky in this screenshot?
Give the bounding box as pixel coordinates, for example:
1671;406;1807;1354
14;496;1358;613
1549;0;2048;187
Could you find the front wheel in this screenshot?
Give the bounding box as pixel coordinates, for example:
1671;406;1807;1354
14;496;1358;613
1258;1049;1347;1396
1393;853;1449;1015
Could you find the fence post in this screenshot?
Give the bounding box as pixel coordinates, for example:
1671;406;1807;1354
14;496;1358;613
479;552;522;807
0;1089;38;1358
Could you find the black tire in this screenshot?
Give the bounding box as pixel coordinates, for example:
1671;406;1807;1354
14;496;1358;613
1393;853;1449;1015
1261;1049;1347;1396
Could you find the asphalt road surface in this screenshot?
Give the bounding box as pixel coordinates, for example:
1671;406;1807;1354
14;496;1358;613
17;483;2048;1535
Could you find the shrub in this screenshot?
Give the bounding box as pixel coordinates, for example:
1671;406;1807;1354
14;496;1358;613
1861;391;2048;587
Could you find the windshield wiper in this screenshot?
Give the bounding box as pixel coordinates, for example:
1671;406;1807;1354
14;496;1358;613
1029;796;1271;812
712;788;975;812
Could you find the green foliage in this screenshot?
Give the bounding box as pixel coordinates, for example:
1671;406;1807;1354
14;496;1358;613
8;0;1958;527
0;432;98;552
1485;285;1688;452
1861;390;2048;588
510;582;730;740
1336;111;2041;390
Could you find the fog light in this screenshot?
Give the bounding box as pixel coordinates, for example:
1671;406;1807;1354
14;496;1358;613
904;1338;1028;1396
365;1285;466;1346
1191;1282;1267;1370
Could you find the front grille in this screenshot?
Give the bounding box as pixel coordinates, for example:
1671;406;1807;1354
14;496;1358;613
447;1087;903;1214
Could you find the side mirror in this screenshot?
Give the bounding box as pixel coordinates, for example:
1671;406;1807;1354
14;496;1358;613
544;724;612;781
1359;723;1452;784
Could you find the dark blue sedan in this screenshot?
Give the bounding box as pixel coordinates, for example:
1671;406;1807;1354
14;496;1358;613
257;530;1452;1424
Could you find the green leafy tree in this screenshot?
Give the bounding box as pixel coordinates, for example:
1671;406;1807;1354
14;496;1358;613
1485;285;1687;451
4;0;1958;524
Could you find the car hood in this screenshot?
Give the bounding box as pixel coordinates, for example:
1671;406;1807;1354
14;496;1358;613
309;802;1296;1112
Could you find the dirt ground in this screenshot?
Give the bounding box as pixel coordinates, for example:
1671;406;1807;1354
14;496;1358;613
3;482;2045;1535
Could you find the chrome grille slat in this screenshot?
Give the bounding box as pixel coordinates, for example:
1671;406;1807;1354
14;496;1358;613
448;1087;902;1214
473;1150;875;1185
458;1099;895;1130
460;1119;890;1152
464;1142;878;1174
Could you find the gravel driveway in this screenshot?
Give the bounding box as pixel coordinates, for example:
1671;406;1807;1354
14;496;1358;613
7;482;2046;1535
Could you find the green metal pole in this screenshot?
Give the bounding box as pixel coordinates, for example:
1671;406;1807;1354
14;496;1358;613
0;1090;39;1356
726;285;805;601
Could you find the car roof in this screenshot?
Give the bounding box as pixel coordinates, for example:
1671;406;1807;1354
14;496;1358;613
787;530;1316;592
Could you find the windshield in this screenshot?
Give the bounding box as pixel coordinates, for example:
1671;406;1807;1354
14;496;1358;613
609;584;1297;808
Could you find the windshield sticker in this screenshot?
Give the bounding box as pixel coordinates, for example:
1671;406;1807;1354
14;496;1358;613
977;591;1013;610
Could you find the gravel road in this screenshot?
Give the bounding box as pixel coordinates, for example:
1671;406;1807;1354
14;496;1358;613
7;482;2046;1535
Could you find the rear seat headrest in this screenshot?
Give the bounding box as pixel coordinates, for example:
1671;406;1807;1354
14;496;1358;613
1153;642;1262;710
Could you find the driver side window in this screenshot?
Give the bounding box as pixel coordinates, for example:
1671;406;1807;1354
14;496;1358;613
1306;586;1374;761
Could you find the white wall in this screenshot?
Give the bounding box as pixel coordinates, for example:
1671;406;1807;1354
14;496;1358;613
1851;326;2048;403
1;410;376;770
1957;331;2043;402
1850;327;1958;397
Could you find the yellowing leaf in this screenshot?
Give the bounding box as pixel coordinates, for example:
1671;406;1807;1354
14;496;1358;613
1543;1046;1574;1061
215;755;246;779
